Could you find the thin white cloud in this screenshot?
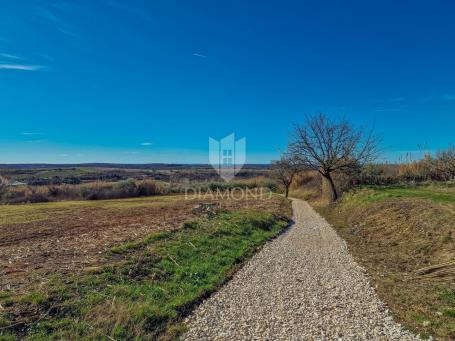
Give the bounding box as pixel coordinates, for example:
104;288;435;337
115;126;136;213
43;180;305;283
388;97;405;103
368;97;405;104
140;142;152;146
370;106;402;112
36;7;81;39
124;151;140;155
108;1;152;21
419;93;455;102
59;153;70;157
440;94;455;101
57;27;81;39
193;53;207;58
33;53;55;62
0;64;43;71
418;94;436;102
24;139;47;143
38;8;66;26
0;53;24;60
1;53;50;70
22;132;43;135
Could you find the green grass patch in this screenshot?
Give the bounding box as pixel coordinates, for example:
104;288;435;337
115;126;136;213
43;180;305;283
0;208;290;340
110;231;172;254
440;288;455;305
444;309;455;318
340;184;455;206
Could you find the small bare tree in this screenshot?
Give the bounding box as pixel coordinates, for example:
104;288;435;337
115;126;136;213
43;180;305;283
271;156;300;198
289;113;379;202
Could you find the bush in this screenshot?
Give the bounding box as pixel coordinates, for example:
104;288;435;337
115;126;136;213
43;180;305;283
137;180;167;196
4;186;50;204
115;179;137;197
81;182;115;200
359;163;384;184
0;179;168;204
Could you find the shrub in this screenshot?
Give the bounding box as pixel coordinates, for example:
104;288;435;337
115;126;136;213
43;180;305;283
81;182;115;200
359;163;384;184
7;186;51;203
0;179;168;204
136;180;167;196
115;179;137;198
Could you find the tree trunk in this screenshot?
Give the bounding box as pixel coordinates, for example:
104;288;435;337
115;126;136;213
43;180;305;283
285;185;289;198
322;172;338;202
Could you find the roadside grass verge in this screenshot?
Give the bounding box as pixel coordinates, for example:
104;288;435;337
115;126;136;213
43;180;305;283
344;184;455;205
0;204;291;340
313;185;455;340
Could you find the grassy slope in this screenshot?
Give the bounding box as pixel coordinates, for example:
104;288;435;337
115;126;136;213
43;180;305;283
344;184;455;204
0;200;291;340
315;185;455;340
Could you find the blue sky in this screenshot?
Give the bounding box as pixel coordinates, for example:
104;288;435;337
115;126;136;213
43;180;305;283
1;0;454;164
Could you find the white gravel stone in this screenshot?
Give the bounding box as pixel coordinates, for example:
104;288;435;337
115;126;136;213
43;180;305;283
183;199;421;341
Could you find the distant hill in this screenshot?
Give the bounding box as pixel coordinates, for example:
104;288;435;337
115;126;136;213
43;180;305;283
0;163;270;170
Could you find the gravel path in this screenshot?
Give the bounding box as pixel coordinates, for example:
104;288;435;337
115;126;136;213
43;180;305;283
183;199;420;340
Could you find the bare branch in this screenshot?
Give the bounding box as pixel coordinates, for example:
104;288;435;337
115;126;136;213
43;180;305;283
271;155;301;197
288;113;380;201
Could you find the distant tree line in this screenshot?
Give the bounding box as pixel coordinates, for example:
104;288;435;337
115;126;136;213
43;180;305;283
359;150;455;184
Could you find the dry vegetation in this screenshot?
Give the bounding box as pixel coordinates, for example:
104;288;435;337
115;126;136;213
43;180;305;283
0;193;283;294
1;154;454;339
359;149;455;185
0;168;275;205
311;186;455;339
0;179;170;204
286;158;455;339
0;192;291;340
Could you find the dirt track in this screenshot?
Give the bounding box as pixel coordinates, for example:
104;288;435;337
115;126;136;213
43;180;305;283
184;199;419;340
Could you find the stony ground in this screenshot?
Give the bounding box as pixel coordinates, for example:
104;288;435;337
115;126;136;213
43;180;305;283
183;199;420;340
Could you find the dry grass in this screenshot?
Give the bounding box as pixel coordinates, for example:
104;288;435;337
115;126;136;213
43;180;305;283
314;186;455;339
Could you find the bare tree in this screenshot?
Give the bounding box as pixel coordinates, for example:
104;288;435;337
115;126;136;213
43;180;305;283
271;156;300;198
289;113;379;202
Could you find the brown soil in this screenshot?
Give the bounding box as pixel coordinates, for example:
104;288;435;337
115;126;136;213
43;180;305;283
0;195;283;294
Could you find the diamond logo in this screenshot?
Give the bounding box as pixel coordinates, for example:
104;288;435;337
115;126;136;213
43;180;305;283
209;133;246;182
